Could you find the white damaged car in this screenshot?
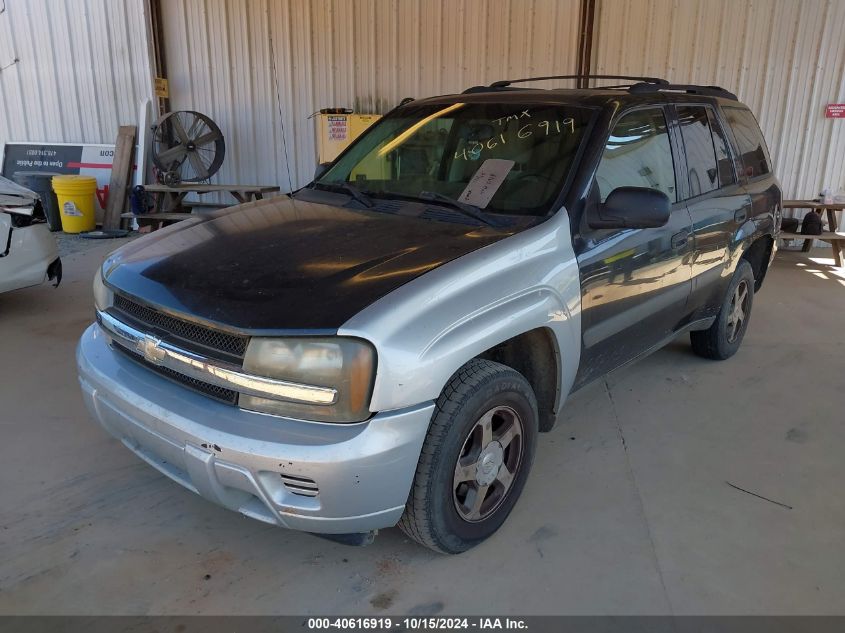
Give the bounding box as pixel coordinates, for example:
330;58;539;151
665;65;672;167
0;175;62;294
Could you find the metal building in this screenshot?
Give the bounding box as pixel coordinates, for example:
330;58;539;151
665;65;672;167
1;0;843;198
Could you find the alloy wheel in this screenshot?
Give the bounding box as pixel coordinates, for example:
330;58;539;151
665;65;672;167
453;405;524;522
726;279;750;343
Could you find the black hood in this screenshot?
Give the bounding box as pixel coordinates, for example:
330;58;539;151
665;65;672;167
105;196;523;332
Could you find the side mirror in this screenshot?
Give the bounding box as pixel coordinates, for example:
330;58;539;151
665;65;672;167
588;186;671;229
313;163;329;181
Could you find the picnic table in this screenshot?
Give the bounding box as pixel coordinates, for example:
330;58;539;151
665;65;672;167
781;200;845;267
123;183;282;230
144;183;281;212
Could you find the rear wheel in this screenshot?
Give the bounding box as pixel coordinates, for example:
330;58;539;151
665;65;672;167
691;260;755;360
398;359;538;554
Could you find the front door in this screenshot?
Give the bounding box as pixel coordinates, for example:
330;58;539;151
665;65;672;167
574;106;694;388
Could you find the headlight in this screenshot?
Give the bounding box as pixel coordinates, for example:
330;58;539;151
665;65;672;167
239;337;376;423
93;268;113;311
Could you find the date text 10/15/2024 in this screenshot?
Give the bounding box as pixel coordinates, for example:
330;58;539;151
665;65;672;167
307;617;529;630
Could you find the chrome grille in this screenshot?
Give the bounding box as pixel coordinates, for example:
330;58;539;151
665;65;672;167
113;343;238;405
112;294;248;360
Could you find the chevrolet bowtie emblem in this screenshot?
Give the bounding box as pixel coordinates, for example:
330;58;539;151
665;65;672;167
137;335;166;364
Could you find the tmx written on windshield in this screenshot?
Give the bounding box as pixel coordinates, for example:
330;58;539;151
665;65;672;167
453;108;579;162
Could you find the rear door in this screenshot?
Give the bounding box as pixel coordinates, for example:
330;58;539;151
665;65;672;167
574;106;694;387
675;104;752;319
721;105;781;246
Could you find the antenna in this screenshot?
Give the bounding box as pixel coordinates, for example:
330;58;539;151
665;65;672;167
268;11;295;194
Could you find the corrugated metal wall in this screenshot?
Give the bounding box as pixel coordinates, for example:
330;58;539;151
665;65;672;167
0;0;153;146
4;0;841;202
592;0;845;199
160;0;583;190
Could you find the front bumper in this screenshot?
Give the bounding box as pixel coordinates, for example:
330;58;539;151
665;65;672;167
77;324;433;534
0;221;60;293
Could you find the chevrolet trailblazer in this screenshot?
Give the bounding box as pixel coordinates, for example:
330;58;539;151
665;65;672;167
78;75;780;553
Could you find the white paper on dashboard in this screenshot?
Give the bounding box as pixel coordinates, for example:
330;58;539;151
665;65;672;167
458;159;515;208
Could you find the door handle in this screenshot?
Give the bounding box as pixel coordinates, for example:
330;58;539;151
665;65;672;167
671;230;689;249
734;209;748;223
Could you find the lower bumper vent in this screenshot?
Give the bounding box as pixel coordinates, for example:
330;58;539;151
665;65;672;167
281;474;319;497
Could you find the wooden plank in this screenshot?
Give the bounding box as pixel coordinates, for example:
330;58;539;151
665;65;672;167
142;183;280;194
103;125;137;230
780;232;845;241
783;199;845;211
120;212;192;221
181;201;228;209
783;200;823;209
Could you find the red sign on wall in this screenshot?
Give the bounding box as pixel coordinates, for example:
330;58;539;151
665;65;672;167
825;104;845;118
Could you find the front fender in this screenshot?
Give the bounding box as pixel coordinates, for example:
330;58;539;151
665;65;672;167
340;208;582;412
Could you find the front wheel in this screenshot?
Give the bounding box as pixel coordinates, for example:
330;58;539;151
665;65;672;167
398;359;538;554
691;259;755;360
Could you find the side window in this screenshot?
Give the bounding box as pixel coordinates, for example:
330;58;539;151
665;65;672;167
595;108;677;203
706;108;735;187
677;106;719;197
723;107;772;178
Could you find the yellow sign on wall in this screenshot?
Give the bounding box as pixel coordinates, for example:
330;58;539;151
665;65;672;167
154;77;169;98
315;113;380;164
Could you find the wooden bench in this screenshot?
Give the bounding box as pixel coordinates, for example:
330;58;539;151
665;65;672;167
780;231;845;266
180;201;228;213
121;212;194;229
121;205;227;230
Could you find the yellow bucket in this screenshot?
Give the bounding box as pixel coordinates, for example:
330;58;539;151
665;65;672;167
52;175;98;233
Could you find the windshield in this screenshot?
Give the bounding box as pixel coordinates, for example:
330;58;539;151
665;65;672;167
316;102;592;216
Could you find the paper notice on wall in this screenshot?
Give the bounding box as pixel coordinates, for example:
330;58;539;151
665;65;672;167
328;116;348;141
458;159;515;208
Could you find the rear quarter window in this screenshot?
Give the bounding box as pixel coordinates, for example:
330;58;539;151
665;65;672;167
676;105;720;197
723;107;772;179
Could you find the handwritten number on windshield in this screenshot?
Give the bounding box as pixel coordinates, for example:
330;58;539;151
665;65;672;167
454;118;577;161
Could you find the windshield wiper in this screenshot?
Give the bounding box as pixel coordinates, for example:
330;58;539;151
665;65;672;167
312;181;374;208
417;191;503;227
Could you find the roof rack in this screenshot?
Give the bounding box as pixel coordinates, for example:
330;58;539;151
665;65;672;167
628;82;738;101
467;74;739;101
488;74;669;88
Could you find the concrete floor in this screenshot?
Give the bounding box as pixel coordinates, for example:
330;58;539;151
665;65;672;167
1;240;843;615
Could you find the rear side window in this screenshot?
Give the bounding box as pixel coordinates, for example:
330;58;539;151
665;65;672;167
707;108;735;187
723;107;772;178
677;106;719;196
595;108;677;202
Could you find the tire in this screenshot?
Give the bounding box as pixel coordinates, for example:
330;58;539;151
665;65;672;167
398;359;538;554
691;260;755;360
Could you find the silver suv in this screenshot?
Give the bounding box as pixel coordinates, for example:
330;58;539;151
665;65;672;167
78;76;780;553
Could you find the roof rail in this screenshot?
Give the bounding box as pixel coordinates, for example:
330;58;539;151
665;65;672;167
628;82;738;101
464;75;739;101
488;74;669;88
